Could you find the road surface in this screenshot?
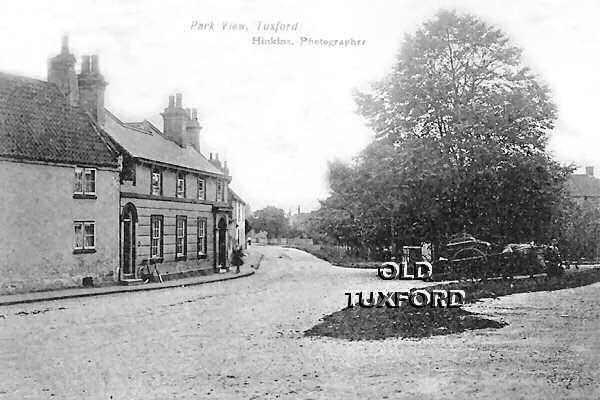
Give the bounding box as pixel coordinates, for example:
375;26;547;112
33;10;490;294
0;246;598;399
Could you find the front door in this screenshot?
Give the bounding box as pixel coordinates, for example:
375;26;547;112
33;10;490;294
121;204;137;277
218;217;227;267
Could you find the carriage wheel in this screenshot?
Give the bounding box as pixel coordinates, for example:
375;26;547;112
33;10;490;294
451;248;488;280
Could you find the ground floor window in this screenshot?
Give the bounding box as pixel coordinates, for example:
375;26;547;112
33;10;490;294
176;215;187;259
74;221;95;252
150;215;164;259
198;217;207;256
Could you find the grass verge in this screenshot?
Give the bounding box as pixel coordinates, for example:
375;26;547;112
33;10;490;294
304;268;600;341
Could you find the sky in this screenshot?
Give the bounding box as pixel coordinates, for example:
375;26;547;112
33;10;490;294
0;0;598;213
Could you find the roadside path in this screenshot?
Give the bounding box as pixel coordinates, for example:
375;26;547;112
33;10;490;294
0;249;262;306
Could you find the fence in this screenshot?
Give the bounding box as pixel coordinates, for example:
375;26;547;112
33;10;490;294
262;238;314;246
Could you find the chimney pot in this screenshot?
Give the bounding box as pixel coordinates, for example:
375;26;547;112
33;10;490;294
175;93;182;108
210;153;213;160
49;36;79;106
61;35;69;54
91;55;99;73
168;95;175;107
586;166;594;177
215;153;219;161
192;108;198;119
81;55;91;73
186;108;191;120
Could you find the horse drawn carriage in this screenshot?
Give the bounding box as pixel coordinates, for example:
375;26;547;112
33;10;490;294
431;233;563;280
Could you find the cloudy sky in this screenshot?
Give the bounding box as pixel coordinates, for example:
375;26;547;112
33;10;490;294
0;0;598;213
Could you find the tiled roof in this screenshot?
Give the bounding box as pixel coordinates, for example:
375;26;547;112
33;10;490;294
568;174;600;197
103;110;226;177
0;71;119;167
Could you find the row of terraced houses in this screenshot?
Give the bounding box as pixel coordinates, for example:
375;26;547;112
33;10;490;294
0;37;247;294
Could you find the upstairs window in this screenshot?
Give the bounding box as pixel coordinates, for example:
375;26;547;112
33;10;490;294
176;172;186;198
216;180;224;202
74;167;96;196
198;177;206;200
151;169;162;196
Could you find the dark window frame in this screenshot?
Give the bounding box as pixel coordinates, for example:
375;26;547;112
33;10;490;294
176;215;188;261
216;180;224;202
150;215;164;261
176;171;186;199
73;167;97;198
73;220;96;254
198;176;206;200
197;217;208;258
151;168;163;196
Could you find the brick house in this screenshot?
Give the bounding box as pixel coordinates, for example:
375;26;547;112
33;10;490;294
0;36;243;292
43;39;235;281
0;64;121;293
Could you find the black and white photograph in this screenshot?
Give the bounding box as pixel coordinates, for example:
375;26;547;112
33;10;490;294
0;0;599;398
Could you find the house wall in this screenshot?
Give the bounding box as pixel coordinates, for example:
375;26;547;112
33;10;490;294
229;199;246;249
120;162;231;277
126;163;228;202
0;160;120;294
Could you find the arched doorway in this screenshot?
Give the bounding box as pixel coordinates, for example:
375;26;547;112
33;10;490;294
217;217;227;267
121;203;138;278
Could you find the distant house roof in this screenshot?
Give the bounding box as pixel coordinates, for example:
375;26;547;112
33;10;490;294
568;173;600;198
0;71;119;168
103;110;226;177
229;188;246;205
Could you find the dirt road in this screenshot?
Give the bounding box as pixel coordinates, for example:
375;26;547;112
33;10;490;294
0;246;598;399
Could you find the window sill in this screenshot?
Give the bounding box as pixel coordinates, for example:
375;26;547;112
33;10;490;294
150;257;164;264
73;248;96;254
198;253;207;260
176;255;187;262
73;193;97;199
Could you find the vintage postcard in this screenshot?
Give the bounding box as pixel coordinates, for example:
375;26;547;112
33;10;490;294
0;0;598;398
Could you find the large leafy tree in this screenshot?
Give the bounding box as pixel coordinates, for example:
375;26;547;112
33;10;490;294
315;10;572;252
251;206;290;239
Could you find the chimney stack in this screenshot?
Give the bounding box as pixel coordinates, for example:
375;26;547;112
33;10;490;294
91;55;99;73
209;152;225;170
48;35;79;106
78;54;108;126
161;94;202;150
81;55;91;73
185;106;202;152
161;93;187;147
61;35;69;54
586;166;594;177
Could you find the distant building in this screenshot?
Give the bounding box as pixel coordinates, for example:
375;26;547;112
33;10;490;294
568;166;600;206
288;206;310;234
228;188;247;249
249;230;268;244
